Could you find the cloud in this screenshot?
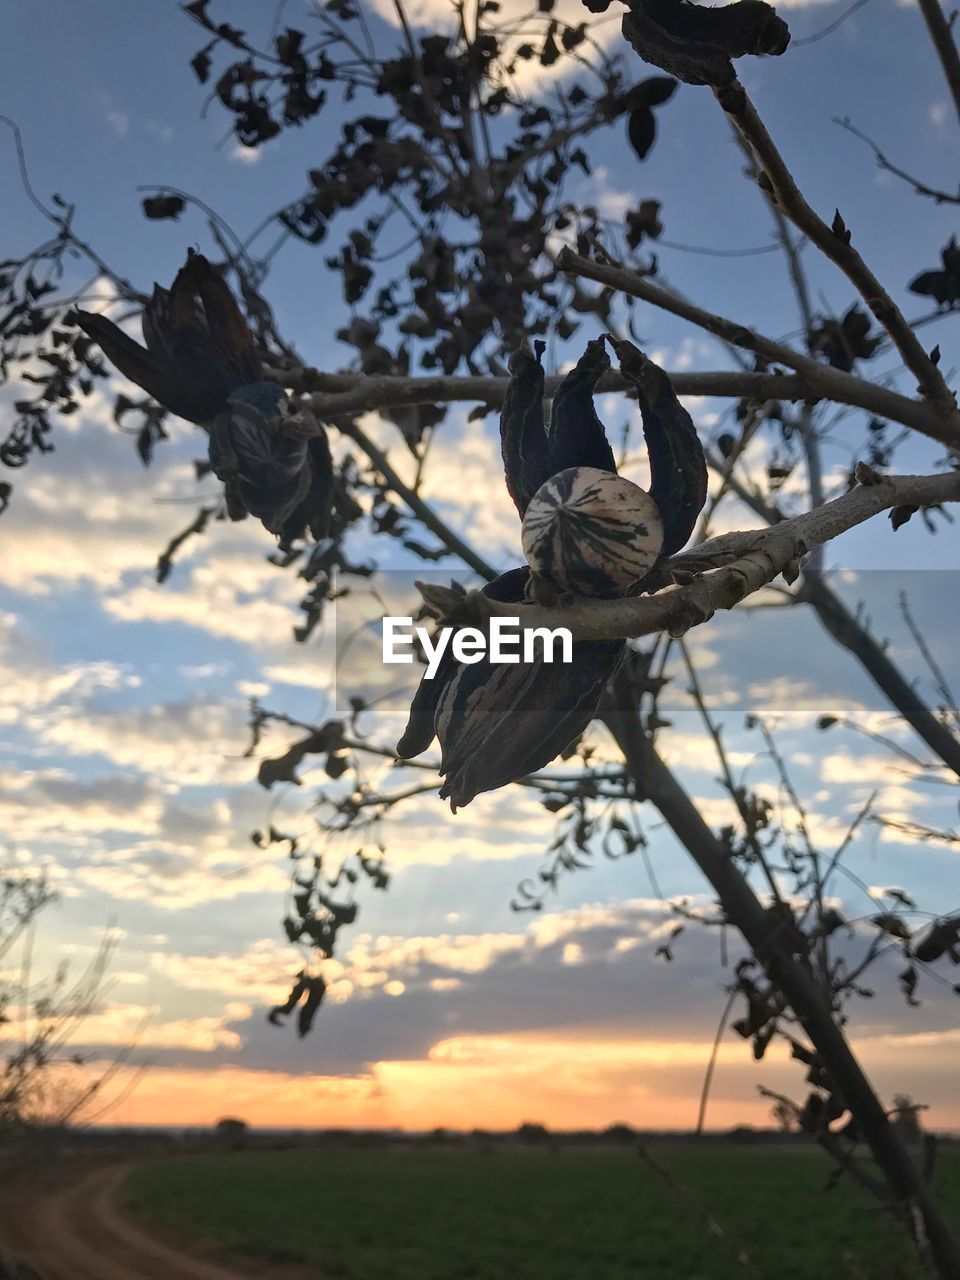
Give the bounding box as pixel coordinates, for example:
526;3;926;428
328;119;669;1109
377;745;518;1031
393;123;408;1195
143;120;174;143
364;408;520;564
37;694;252;785
0;406;212;596
105;110;129;137
76;1062;385;1128
103;550;308;647
229;142;261;164
153;938;301;1003
31;1000;252;1053
0;769;162;838
84;1006;960;1131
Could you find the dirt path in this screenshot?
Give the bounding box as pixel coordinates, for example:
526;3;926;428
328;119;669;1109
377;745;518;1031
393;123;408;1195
0;1162;249;1280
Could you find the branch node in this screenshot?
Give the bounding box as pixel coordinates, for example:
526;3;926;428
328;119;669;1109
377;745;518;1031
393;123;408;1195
854;461;890;487
415;579;490;627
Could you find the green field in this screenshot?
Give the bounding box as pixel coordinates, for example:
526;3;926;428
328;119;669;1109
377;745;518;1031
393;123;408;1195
124;1143;960;1279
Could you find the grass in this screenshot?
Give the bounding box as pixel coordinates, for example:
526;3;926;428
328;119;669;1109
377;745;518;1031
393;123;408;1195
124;1142;960;1279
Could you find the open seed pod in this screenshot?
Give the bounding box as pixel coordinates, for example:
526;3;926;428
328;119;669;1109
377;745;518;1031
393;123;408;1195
396;334;707;811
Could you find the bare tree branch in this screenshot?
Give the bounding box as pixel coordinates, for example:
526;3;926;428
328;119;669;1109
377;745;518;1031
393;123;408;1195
836;117;960;207
917;0;960;126
555;249;959;448
624;739;960;1277
268;363;812;413
801;578;960;780
701;447;960;777
336;416;497;580
434;470;960;643
714;82;960;423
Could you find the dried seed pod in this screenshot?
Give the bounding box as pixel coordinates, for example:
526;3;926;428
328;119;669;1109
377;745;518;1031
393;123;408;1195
909;234;960;309
913;916;960;964
610;336;707;556
76;249;259;424
499;343;551;517
77;250;333;540
396;568;625;810
546;336;617;474
398;333;707;811
522;466;664;599
431;570;623;811
621;0;790;88
211;385;333;541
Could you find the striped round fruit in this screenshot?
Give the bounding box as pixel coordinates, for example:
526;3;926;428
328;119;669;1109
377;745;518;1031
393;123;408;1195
521;465;664;598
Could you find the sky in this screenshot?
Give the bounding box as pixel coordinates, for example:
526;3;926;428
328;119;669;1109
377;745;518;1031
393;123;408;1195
1;0;959;1133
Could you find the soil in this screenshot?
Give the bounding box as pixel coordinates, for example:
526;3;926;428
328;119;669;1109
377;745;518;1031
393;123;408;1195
0;1159;306;1280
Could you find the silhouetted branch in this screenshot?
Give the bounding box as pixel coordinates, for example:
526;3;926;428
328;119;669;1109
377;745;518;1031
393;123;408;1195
636;1143;767;1279
155;502;218;584
625;739;960;1275
336;417;496;580
899;589;960;730
703;449;960;779
713;82;960;425
427;470;960;643
556;249;959;448
917;0;960;125
269;364;812;413
800;578;960;779
695;988;738;1135
679;639;784;904
835;117;960;207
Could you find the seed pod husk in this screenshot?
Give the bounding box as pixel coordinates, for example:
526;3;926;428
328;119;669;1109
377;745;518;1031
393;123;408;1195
499;343;551;517
610;336;707;556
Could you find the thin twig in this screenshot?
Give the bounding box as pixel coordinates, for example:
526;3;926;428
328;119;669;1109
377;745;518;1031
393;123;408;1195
817;791;878;902
835;117;960;207
899;589;960;727
695;988;738;1136
679;639;784;906
636;1143;768;1279
338;417;497;581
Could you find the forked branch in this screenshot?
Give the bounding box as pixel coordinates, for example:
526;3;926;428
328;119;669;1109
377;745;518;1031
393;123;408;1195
714;81;960;424
556;249;959;449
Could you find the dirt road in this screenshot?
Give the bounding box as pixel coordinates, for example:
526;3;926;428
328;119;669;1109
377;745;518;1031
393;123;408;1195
0;1162;249;1280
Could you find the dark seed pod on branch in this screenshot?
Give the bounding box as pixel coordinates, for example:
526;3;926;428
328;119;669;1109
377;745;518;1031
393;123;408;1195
909;234;960;309
913;916;960;964
624;76;677;160
617;0;790;88
77;250;333;540
396;566;625;811
398;334;707;810
210;385;334;541
808;304;881;372
547;336;617;475
626;200;664;248
267;971;327;1037
76;250;260;424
